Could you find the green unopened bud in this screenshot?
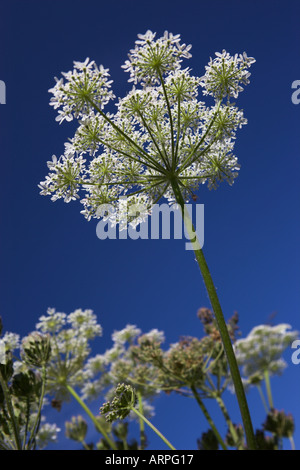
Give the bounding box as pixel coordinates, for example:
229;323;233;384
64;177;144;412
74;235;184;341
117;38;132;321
263;409;295;438
0;351;14;381
100;383;137;423
248;372;263;386
255;429;278;450
21;332;51;367
225;424;245;448
113;422;129;441
197;429;219;450
65;415;88;442
11;370;42;399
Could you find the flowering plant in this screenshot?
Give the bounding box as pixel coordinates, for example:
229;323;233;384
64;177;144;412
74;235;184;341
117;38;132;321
0;310;297;450
37;30;260;448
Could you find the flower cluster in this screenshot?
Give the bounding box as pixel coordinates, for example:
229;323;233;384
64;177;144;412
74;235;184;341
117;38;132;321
234;324;299;386
100;383;137;422
0;323;58;449
21;332;51;368
48;58;114;124
78;324;163;413
35;423;61;450
199;50;256;100
38;154;86;203
0;308;103;450
79;311;236;414
35;307;102;400
0;310;297;450
121;30;192;85
65;415;88;443
40;31;255;229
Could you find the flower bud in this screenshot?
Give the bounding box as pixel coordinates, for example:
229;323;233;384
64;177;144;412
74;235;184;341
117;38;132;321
263;409;295;438
65;415;88;442
100;383;136;422
197;429;219;450
11;370;42;399
0;351;14;381
21;332;51;367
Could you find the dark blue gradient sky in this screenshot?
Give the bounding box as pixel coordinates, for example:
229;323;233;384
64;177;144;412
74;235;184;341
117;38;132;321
1;0;299;450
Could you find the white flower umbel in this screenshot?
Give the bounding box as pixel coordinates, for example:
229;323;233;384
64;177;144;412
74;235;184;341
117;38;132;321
40;30;255;229
40;31;257;449
234;323;298;414
234;323;299;382
111;324;142;345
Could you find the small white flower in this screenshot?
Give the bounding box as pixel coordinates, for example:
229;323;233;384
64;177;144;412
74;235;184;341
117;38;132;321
103;345;125;363
80;378;104;401
111;324;142;345
141;329;165;344
36;423;61;449
1;331;20;351
36;308;67;333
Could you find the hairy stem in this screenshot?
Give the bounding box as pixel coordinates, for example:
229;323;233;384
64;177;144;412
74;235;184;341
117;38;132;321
191;385;227;450
170;178;256;450
214;393;243;449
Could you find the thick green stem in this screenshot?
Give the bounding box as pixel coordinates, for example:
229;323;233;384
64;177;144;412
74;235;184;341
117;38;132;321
131;407;176;450
170;179;256;450
0;369;22;450
66;384;117;450
190;385;227;450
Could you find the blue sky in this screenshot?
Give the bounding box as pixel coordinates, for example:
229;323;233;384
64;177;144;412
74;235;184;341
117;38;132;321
1;0;299;450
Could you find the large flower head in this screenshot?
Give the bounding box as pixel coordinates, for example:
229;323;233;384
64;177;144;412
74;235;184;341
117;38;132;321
40;31;255;229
